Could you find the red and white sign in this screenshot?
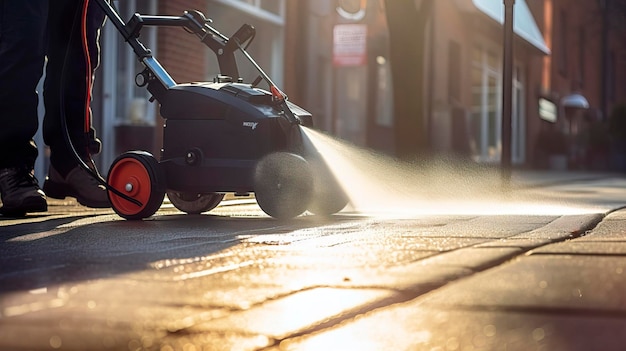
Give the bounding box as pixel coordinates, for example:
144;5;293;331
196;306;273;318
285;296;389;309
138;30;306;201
333;24;367;67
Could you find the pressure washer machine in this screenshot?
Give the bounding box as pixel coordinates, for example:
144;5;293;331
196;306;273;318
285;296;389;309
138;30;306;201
94;0;347;220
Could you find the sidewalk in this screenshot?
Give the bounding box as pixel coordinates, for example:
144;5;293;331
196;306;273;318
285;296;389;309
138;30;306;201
278;210;626;351
1;170;625;350
280;171;626;350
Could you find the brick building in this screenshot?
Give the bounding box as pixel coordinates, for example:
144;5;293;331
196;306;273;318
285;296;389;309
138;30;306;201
528;0;626;169
285;0;626;169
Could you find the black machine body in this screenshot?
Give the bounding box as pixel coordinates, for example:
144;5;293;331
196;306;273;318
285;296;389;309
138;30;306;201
95;0;346;219
156;81;313;195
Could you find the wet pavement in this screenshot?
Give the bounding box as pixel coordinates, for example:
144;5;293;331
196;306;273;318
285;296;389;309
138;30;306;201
1;170;625;350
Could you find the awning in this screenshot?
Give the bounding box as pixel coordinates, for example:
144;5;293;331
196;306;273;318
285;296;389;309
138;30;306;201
471;0;550;55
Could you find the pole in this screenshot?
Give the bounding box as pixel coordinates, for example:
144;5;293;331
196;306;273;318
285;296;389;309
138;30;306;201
501;0;515;186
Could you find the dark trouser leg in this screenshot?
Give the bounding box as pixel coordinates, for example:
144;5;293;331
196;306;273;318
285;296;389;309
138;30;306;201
0;0;48;169
43;0;105;176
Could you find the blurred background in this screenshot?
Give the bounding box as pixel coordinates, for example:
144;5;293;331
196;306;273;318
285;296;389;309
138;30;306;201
34;0;626;181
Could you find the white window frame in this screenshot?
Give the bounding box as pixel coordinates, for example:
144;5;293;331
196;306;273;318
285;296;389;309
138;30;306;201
211;0;285;25
471;44;502;163
471;43;526;165
206;0;286;87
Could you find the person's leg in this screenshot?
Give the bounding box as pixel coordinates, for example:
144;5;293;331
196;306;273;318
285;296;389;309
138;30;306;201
43;0;104;173
43;0;109;208
0;0;48;215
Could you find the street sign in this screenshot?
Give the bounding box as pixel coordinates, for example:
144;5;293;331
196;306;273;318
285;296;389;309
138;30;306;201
539;98;557;123
333;24;367;67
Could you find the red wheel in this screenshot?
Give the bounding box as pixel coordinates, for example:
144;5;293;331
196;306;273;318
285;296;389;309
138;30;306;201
107;151;165;220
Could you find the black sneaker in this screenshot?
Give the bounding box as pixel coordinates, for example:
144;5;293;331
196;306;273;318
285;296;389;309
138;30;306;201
43;164;110;208
0;166;47;216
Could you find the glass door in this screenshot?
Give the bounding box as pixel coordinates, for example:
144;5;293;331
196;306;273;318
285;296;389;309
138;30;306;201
470;47;502;163
469;45;525;164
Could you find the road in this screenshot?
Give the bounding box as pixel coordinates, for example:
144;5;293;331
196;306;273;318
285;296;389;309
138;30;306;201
1;170;626;350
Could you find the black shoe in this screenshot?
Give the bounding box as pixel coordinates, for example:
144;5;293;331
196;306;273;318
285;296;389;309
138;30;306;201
0;166;47;216
43;164;111;208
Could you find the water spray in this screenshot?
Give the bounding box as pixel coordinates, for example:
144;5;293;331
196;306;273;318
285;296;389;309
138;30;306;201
301;127;596;216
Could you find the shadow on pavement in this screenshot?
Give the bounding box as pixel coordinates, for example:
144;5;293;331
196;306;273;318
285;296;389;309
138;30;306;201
0;212;346;294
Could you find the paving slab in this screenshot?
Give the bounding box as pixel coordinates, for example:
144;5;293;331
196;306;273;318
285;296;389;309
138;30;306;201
533;241;626;255
420;255;626;312
575;212;626;241
189;288;393;339
275;304;626;351
508;213;604;240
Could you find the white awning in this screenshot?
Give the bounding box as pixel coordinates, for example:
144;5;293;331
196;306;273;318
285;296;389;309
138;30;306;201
472;0;550;55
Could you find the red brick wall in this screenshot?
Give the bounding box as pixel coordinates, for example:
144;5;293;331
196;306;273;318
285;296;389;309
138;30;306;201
157;0;207;83
152;0;206;154
548;0;626;117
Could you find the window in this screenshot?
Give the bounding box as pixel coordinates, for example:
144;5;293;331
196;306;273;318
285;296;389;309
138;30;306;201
470;45;501;163
212;0;285;23
259;0;283;15
100;0;159;169
205;0;286;86
108;0;158;125
470;44;526;164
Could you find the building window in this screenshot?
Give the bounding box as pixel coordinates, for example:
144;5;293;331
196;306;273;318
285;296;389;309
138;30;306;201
448;40;461;103
258;0;283;15
470;45;501;163
100;0;159;168
106;0;158;126
211;0;285;23
206;0;286;86
470;45;526;164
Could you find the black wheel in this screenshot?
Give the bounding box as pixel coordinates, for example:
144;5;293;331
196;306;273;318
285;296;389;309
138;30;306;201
167;191;224;214
107;151;165;220
307;158;349;216
254;152;313;219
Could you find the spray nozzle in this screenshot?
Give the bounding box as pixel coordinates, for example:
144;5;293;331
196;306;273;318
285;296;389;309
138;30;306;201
270;85;286;104
269;86;300;125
